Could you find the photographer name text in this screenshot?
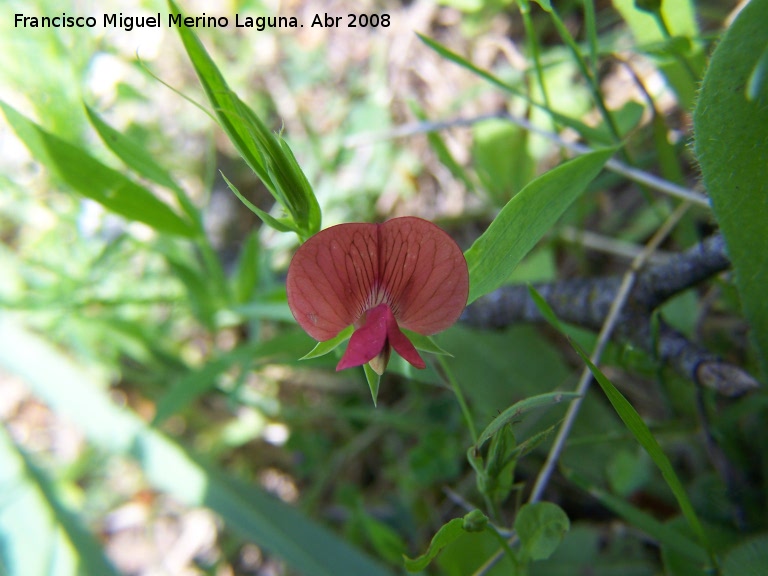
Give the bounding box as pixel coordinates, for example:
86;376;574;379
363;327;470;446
14;12;391;31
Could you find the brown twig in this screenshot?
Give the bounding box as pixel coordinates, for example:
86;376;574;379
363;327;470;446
461;233;760;396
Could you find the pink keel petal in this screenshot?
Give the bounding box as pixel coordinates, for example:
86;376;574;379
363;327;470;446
336;305;388;371
336;304;427;372
385;309;426;369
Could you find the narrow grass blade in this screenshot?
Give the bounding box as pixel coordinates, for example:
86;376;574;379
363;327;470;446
154;331;314;424
84;104;184;195
220;172;296;233
230;300;295;322
168;0;320;239
232;229;260;305
152;344;258;425
565;468;707;563
0;426;121;576
0;101;195;237
84;104;198;223
528;287;715;567
416;33;612;144
0;317;391;576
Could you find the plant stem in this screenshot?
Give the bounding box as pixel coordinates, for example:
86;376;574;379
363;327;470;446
582;0;599;76
547;6;621;142
528;201;690;503
485;525;520;573
473;202;692;575
345;111;709;208
437;355;478;445
518;0;552;114
652;11;698;82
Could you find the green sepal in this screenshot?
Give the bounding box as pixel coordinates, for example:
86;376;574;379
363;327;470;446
299;326;354;360
364;363;381;407
401;329;453;356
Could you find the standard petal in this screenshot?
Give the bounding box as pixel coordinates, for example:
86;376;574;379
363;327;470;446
336;304;388;371
378;217;469;335
287;223;378;341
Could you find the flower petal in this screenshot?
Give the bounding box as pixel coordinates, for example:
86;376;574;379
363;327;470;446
287;217;469;343
378;217;469;334
385;306;426;369
336;304;388;371
286;223;378;341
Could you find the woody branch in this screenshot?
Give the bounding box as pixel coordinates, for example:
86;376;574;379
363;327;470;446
461;233;760;396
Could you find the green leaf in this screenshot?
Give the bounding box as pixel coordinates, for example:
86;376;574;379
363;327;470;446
168;0;320;239
565;468;707;563
417;33;522;94
232;229;260;304
153;344;257;425
356;506;408;564
473;119;534;204
300;326;354;360
220;172;297;233
694;0;768;377
722;534;768;576
0;101;195;237
154;331;314;424
87;106;226;296
439;326;572;426
403;517;466;572
84;103;204;236
0;426;121;576
465;147;614;303
747;45;768;102
478;426;517;506
506;422;558;462
364;363;381;406
0;317;391;576
634;0;662;13
162;251;219;328
652;113;686;185
529;287;716;567
606;448;651;497
84;104;187;202
514;501;570;561
475;392;581;448
229;299;296;322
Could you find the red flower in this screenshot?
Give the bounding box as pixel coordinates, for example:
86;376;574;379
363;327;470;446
286;217;469;374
